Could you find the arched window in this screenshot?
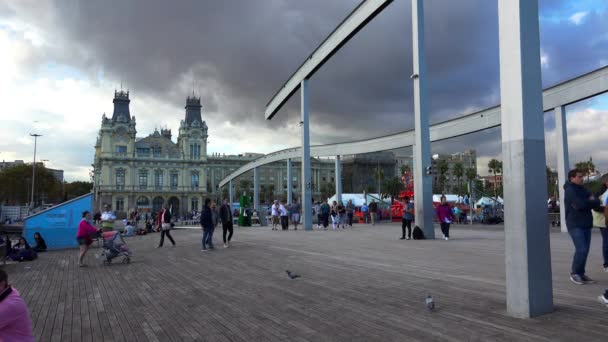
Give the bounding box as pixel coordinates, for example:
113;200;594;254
137;196;150;207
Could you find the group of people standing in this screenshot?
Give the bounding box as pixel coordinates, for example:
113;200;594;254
313;199;357;230
270;199;302;230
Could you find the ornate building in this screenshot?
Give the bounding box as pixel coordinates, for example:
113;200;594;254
93;91;335;217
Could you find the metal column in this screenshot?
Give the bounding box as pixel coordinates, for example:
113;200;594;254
335;155;342;204
287;158;293;204
301;79;312;230
555;105;569;233
498;0;553;318
229;180;234;211
253;167;260;212
411;0;434;239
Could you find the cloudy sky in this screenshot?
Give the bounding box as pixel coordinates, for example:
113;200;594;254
1;0;607;182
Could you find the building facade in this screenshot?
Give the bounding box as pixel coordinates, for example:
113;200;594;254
93;91;334;217
430;149;477;193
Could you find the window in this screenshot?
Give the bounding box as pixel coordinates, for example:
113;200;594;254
322;177;326;181
191;197;199;212
137;147;150;157
139;171;148;190
170;173;179;189
115;169;125;190
189;144;201;159
115;145;127;154
191;172;199;189
155;171;163;190
136;196;150;207
115;198;124;212
153;146;162;157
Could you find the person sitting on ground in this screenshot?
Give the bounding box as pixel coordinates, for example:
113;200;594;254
0;269;35;341
8;237;37;262
123;221;136;236
32;232;47;252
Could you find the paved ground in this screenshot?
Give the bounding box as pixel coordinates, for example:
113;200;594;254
4;223;608;341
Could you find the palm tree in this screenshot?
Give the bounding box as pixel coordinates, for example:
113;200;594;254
453;162;464;195
383;177;402;203
488;159;502;200
374;165;385;195
436;159;449;193
575;157;596;182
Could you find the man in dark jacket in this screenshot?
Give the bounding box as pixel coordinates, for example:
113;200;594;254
564;169;601;285
219;198;233;248
200;198;214;251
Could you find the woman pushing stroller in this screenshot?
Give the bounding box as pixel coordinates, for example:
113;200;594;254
76;211;101;267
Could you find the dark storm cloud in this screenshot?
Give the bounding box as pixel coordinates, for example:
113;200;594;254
17;0;608;150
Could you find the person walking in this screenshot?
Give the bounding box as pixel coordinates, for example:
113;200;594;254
564;169;601;285
337;201;346;228
369;200;378;226
271;200;280;230
320;200;330;230
157;205;176;248
592;174;608;272
219;199;234;248
76;211;101;267
279;201;289;230
314;201;322;229
361;202;369;224
330;201;338;230
200;198;215;251
291;199;301;230
346;200;355;227
0;269;35;342
400;196;414;240
436;195;455;240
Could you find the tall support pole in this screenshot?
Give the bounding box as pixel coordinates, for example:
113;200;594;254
498;0;553;318
335;155;342;204
229;180;234;211
301;79;313;231
411;0;434;239
555;105;569;233
30;133;42;209
253;167;260;212
287;158;293;204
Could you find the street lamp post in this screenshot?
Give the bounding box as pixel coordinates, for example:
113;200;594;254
30;133;42;209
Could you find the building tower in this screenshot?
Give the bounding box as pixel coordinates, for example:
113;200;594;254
178;95;208;160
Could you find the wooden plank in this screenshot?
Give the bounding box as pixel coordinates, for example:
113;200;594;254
8;225;608;341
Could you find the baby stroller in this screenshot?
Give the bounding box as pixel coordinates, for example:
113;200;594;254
101;231;132;265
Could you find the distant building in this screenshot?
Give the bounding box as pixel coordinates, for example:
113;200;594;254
431;149;477;193
92;91;334;216
341;152;396;193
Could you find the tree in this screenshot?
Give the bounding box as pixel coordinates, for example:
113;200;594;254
0;164;63;206
320;182;335;201
239;179;251;196
575;157;596;182
452;162;464;195
488;159;502;200
64;181;93;200
374;166;385;194
263;184;275;204
383;177;402;203
436;159;449;193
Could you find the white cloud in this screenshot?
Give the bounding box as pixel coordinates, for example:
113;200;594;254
569;11;588;25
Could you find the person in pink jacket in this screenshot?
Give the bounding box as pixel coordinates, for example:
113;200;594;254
0;269;34;342
76;210;101;267
435;195;456;240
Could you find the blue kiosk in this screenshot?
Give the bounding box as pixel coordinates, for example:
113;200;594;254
23;193;93;249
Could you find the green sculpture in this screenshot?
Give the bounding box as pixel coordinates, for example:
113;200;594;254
238;193;252;226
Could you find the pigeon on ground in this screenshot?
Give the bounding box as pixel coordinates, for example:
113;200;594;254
286;270;301;279
425;295;435;311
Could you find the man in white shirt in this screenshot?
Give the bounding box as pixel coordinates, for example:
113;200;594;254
271;201;280;230
279;201;289;230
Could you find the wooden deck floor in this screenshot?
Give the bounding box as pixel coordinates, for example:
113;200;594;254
4;223;608;341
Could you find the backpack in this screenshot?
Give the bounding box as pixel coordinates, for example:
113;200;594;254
413;226;425;240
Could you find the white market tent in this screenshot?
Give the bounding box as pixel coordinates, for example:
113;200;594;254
326;193;389;206
475;196;504;207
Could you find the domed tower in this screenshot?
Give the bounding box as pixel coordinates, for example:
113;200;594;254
178;95;208;160
98;90;137;157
